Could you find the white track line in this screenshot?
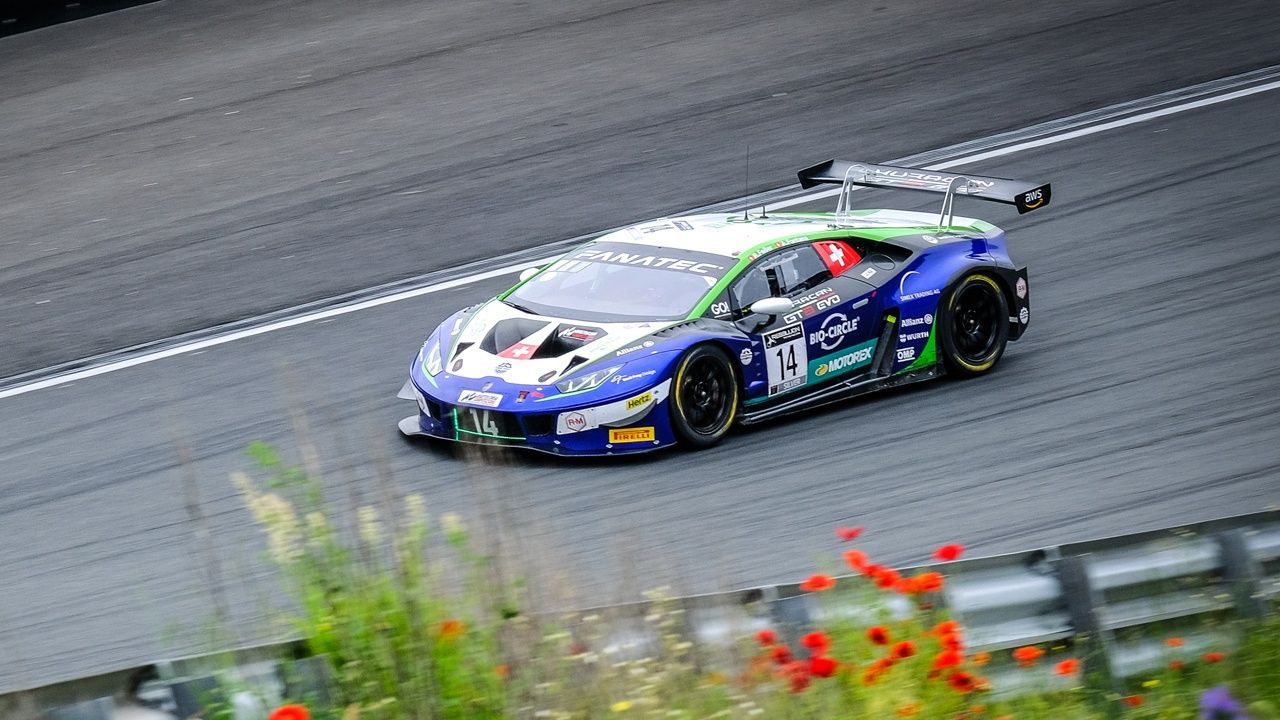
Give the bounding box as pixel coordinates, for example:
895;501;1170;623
4;75;1279;401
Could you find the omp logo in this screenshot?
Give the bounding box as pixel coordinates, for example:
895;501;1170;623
809;313;858;351
901;314;933;328
896;346;916;363
609;427;656;443
626;392;652;411
812;342;874;377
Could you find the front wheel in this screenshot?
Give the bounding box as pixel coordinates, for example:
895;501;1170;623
669;344;739;448
939;274;1010;377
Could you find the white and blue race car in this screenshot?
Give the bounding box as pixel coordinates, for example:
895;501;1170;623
399;160;1049;455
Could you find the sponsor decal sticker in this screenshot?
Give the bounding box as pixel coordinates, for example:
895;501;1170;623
561;412;587;432
574;248;724;275
739;348;753;365
809;312;859;351
896;346;916;363
782;293;841;324
901;288;941;301
626;392;652;411
710;301;731;316
516;390;529;403
615;340;655;357
609;427;656;443
1019;307;1030;324
1016;277;1027;298
860;267;877;280
901;313;933;328
899;331;930;342
612;369;657;384
812;341;875;377
494;362;512;374
558;326;600;342
458;390;503;408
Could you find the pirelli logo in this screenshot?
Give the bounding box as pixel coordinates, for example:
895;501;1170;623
626;392;652;411
609;427;655;444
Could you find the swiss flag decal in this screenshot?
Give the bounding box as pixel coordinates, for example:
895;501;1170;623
499;342;538;359
815;241;860;276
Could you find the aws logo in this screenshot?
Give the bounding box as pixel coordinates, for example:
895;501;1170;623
1023;188;1045;209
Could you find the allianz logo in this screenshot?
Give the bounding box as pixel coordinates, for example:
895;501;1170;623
901;313;933;328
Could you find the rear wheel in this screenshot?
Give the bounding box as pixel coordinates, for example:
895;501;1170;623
669;344;739;448
939;274;1009;377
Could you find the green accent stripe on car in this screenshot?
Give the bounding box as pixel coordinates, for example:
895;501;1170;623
903;318;939;372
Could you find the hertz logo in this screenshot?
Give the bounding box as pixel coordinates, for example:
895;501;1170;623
626;392;652;411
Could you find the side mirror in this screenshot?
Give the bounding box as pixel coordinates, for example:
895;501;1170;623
518;267;540;282
749;297;793;317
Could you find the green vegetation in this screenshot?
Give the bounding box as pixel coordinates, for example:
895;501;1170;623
234;446;1279;720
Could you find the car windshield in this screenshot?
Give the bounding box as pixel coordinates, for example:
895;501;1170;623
505;241;733;322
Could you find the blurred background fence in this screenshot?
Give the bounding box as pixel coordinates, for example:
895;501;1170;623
8;509;1277;720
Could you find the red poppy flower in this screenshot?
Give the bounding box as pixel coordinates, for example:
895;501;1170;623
269;706;310;720
933;544;966;562
809;655;839;678
1169;659;1185;671
866;625;891;646
800;574;835;592
948;670;977;693
836;526;864;541
494;664;509;679
891;640;917;659
801;631;831;654
932;649;964;670
932;620;961;636
862;562;886;578
756;629;777;647
940;633;965;653
971;651;991;666
1203;651;1226;664
1164;637;1184;648
1012;645;1044;667
875;568;903;589
913;571;946;593
770;645;793;665
779;660;811;693
1054;658;1080;676
844;549;869;571
439;619;465;638
1122;695;1144;708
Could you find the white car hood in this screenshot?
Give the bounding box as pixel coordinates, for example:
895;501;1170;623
446;301;678;386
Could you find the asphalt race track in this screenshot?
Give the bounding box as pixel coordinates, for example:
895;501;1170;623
2;0;1280;696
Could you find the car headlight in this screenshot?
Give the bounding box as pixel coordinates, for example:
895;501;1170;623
556;364;622;394
423;340;443;376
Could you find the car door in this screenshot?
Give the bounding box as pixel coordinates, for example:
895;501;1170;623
727;240;878;404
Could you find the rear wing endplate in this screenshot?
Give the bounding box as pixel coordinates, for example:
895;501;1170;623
797;160;1051;222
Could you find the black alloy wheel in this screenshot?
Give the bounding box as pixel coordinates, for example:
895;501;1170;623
939;274;1010;376
670;344;739;448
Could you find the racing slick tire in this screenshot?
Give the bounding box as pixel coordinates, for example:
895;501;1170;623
669;344;739;448
939;273;1010;377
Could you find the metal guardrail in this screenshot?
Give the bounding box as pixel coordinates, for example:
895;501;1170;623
8;510;1278;719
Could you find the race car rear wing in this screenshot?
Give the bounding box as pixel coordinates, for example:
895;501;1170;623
797;160;1051;226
